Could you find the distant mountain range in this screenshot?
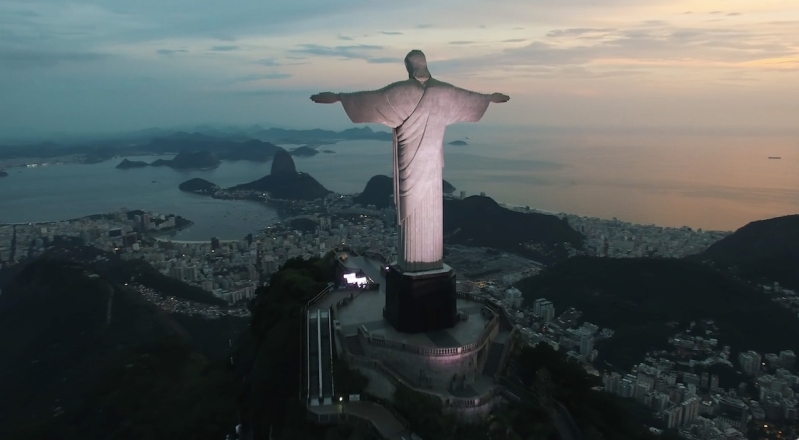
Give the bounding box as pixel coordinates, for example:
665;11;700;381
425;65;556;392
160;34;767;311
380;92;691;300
0;125;392;164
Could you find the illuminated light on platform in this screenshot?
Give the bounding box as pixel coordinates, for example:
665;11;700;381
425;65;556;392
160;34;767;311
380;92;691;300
343;273;369;287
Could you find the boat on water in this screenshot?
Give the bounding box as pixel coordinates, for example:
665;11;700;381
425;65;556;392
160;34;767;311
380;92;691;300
768;156;782;159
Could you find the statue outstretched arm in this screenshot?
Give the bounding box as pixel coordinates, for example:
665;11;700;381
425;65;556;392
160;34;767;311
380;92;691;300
310;92;340;104
338;87;405;126
489;93;510;103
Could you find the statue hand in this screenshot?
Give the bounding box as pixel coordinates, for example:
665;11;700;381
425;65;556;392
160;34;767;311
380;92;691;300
490;93;510;103
310;92;340;104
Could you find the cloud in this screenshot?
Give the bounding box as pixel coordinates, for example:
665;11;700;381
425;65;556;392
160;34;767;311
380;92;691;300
235;73;292;82
431;22;799;78
449;41;476;45
210;45;239;52
546;28;615;38
157;49;188;55
727;12;741;16
256;58;280;66
338;35;354;40
416;24;434;29
380;31;403;35
214;34;237;41
502;39;527;43
0;48;111;69
288;44;383;61
367;57;401;64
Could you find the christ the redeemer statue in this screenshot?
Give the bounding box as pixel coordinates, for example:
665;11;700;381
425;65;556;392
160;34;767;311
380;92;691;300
311;50;509;273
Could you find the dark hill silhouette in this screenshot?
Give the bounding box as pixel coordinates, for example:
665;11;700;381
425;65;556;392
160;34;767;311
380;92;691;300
516;256;799;369
443;196;584;264
353;175;392;208
150;150;220;169
448;140;468;145
354;174;456;208
0;259;195;435
230;149;331;200
39;241;228;306
271;149;296;176
178;177;219;194
250;125;392;144
690;214;799;290
115;158;149;169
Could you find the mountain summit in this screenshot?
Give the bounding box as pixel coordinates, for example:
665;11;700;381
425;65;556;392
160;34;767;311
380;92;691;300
231;148;331;200
271;149;297;176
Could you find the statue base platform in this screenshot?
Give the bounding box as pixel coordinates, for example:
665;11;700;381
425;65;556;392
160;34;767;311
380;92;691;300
384;264;458;334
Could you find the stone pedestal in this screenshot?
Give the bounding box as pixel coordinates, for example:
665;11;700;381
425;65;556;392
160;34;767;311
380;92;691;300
384;264;457;333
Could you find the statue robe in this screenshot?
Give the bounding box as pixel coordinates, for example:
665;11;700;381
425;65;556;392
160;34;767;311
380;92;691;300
340;78;491;272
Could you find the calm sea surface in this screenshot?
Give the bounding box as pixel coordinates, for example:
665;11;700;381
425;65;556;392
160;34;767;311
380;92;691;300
1;126;797;238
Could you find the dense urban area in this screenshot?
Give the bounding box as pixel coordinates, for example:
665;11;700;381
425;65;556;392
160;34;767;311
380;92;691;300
1;192;796;440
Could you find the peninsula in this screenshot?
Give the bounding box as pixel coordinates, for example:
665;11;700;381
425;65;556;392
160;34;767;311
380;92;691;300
178;148;332;201
230;149;331;200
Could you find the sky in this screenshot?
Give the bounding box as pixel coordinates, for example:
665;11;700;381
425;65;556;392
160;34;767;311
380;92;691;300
1;0;798;137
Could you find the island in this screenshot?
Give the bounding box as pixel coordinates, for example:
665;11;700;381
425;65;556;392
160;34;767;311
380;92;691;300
178;178;220;195
115;158;150;169
448;140;468;146
321;150;336;154
289;146;319;157
0;169;8;177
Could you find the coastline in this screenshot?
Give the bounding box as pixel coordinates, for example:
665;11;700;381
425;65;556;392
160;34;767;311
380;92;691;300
148;219;196;240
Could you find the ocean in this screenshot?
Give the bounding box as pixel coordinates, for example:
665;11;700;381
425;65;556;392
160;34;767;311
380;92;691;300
1;126;797;239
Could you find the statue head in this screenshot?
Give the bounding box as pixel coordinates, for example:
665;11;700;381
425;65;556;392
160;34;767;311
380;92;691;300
404;50;430;82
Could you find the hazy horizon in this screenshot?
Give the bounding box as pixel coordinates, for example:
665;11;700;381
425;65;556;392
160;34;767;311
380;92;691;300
3;121;799;146
1;0;797;136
